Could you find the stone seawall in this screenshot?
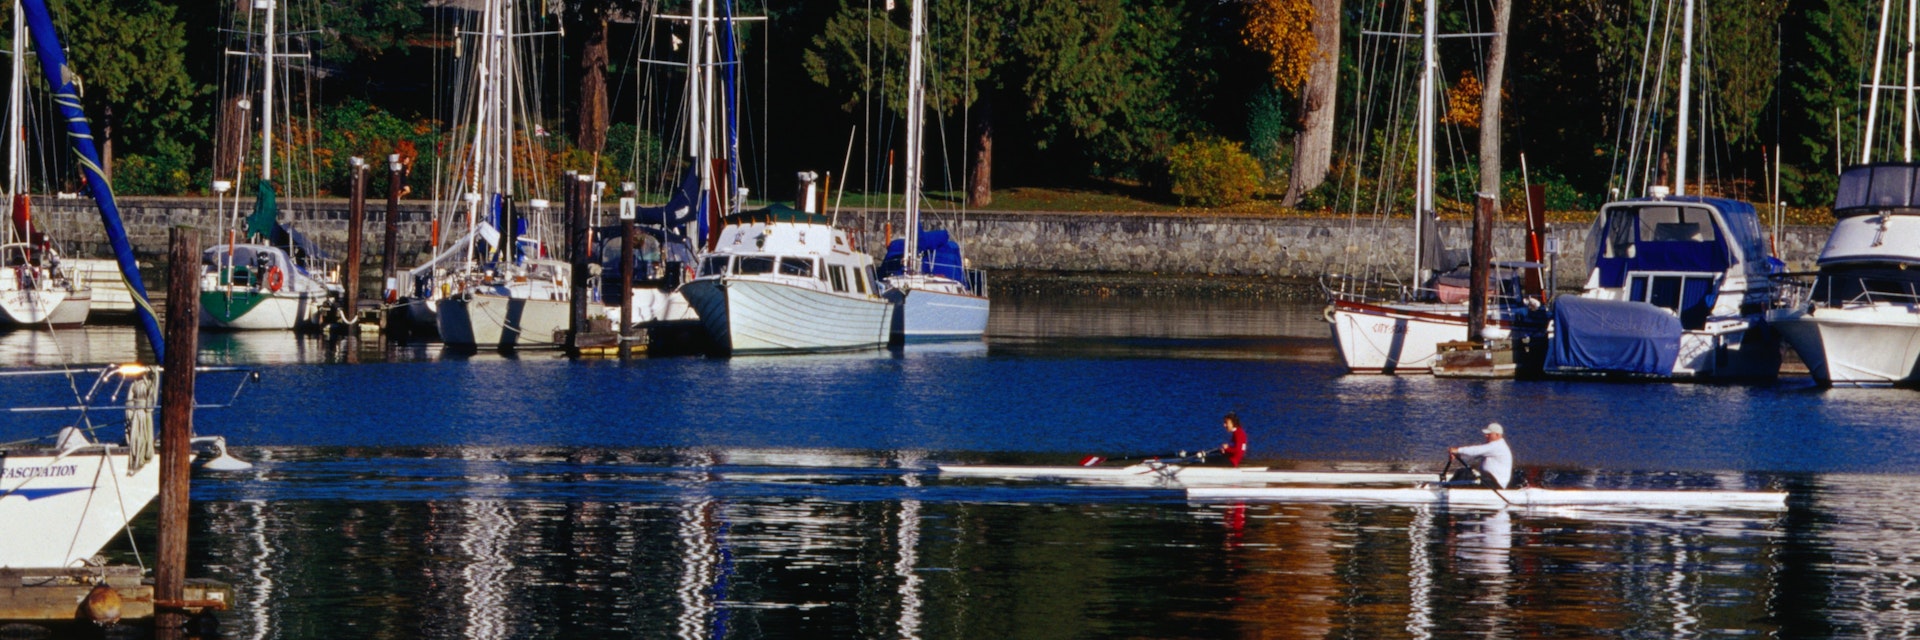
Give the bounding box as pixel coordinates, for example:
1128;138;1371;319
29;196;1828;290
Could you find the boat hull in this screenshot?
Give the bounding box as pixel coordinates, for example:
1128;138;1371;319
0;287;80;327
888;286;989;341
437;292;571;349
1328;298;1537;374
1771;304;1920;386
682;277;893;354
1188;485;1788;510
0;447;160;568
939;464;1435;485
199;289;325;330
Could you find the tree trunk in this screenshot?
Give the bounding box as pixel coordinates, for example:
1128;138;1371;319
575;14;610;154
1477;0;1513;215
969;94;994;207
1282;0;1341;208
215;95;246;183
100;104;113;181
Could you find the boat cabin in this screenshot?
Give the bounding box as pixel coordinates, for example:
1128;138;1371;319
1807;163;1920;306
1581;195;1775;328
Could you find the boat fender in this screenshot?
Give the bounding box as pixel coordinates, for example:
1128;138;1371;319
266;266;285;292
1322;305;1335;323
85;583;122;624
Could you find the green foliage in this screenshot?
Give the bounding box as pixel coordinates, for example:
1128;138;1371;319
51;0;206;160
1246;84;1294;181
804;0;1003;117
1166;137;1264;207
318;0;426;64
113;135;197;195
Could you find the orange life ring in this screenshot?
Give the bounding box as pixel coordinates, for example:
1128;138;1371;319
265;266;285;292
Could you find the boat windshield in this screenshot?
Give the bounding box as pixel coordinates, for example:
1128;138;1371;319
700;255;730;277
735;256;776;275
778;257;814;278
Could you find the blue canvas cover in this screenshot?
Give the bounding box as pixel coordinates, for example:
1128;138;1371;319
1545;296;1682;376
1585;196;1776;288
879;230;966;282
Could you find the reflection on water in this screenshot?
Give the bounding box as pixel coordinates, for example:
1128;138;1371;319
167;449;1920;638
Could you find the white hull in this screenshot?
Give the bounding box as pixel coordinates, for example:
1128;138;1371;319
437;292;572;348
48;289;91;327
939;464;1435;485
1188;485;1787;511
1772;304;1920;385
682;277;893;353
606;287;699;326
888;285;989;341
64;259;132;313
1328;299;1529;374
0;446;160;568
0;288;73;326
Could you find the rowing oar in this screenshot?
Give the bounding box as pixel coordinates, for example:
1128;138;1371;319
1079;450;1190;466
1445;452;1514;506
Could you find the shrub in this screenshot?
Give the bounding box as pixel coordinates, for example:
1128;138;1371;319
1166;137;1265;207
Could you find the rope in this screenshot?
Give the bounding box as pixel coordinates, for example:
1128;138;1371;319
124;376;155;472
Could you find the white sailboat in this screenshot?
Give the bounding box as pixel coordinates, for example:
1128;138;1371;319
0;4;89;328
879;0;988;342
1769;0;1920;386
1543;0;1782;380
1325;0;1545;374
429;0;572;349
200;0;342;331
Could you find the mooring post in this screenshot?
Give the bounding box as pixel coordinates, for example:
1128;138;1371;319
568;174;592;350
344;157;367;324
620;217;635;360
382;154;403;316
1468;193;1494;343
155;226;200;637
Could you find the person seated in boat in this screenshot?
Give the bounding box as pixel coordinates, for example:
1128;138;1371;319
1447;422;1512;489
1213;412;1247;467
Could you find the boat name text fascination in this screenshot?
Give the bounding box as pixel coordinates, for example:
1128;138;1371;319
1;464;78;480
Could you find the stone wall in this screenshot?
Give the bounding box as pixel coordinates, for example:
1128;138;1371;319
30;196;1828;290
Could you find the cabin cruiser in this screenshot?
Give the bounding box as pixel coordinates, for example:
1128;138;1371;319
680;204;891;354
1770;162;1920;385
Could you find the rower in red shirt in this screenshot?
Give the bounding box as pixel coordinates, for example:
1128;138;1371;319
1217;412;1248;467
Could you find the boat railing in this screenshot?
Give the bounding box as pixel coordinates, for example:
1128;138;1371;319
966;268;988;297
1772;272;1920;309
1322;272;1535;306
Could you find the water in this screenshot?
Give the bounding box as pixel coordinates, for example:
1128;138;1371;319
5;295;1920;638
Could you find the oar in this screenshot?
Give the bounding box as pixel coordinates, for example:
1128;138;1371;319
1447;452;1515;506
1438;454;1455;482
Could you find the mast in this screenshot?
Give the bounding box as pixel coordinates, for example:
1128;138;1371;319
1675;0;1692;195
1908;0;1917;161
1868;0;1893;163
903;0;926;275
1412;0;1436;284
7;0;23;216
259;0;275;183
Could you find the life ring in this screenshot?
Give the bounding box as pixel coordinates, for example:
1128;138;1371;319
265;266;285;292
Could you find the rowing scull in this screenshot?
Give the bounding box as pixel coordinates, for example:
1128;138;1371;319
937;464;1437;485
1187;485;1789;511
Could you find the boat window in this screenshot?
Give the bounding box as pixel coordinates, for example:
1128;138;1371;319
854;266;869;294
1603;210;1634;258
1635;206;1716;242
779;257;814;278
829;266;848;292
700;256;731;276
735;256;776;275
1629;274;1718;328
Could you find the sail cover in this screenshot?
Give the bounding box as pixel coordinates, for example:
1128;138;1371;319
880;230;966;282
1544;296;1681;376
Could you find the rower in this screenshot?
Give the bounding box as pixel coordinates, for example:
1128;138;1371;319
1215;412;1247;467
1446;422;1512;489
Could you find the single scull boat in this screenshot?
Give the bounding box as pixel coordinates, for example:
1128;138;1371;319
937;464;1437;485
1187;485;1788;511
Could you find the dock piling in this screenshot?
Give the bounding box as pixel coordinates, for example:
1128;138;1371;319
155;226;200;637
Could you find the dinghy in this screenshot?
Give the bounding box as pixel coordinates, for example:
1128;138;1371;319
1187;484;1788;511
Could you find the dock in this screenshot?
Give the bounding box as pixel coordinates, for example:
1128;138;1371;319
0;567;231;624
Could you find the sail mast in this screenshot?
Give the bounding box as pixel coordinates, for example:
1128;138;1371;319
1675;0;1692;195
904;0;926;274
260;0;275;184
1412;0;1436;285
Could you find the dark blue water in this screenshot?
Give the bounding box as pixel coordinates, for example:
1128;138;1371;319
4;294;1918;638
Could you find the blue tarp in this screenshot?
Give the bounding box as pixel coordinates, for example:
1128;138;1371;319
880;230;967;283
1545;296;1681;376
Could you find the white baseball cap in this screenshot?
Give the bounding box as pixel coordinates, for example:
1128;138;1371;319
1482;422;1504;436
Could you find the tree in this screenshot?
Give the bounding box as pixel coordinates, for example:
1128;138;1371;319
1479;0;1512;212
804;0;1003;204
1780;0;1867;204
1265;0;1336;207
50;0;203;181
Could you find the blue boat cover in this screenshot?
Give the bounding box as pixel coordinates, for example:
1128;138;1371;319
1545;296;1681;376
1586;195;1777;289
880;230;966;282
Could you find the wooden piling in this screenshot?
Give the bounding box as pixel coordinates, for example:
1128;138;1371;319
619;219;635;360
155;226;200;636
568;174;590;350
382;155;403;308
343;159;367;323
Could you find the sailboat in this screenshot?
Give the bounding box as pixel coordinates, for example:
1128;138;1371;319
199;0;343;331
1324;0;1547;374
878;0;989;342
0;5;89;328
1769;0;1920;386
1542;0;1782;380
2;0;249;569
422;0;575;349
